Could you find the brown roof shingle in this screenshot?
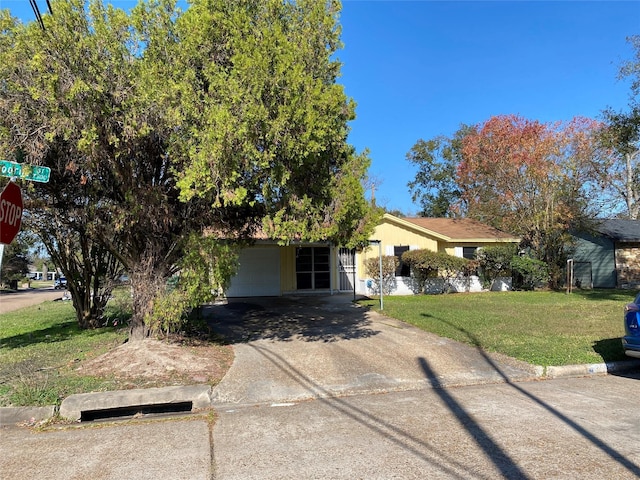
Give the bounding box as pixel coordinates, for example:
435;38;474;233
399;216;519;241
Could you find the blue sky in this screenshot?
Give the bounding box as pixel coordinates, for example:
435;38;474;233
338;1;639;214
3;0;639;215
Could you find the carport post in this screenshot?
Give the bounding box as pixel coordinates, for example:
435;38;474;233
352;248;357;302
369;240;383;310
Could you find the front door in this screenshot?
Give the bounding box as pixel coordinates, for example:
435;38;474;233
338;248;355;291
296;247;330;290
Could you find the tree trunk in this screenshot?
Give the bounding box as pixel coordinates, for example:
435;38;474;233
625;152;639;220
128;319;150;341
127;258;169;342
71;285;110;329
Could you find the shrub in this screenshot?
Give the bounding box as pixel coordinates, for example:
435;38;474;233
476;244;518;284
402;249;470;294
146;236;240;336
364;255;398;295
511;255;548;290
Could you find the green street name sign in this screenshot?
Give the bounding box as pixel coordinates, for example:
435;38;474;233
0;160;51;183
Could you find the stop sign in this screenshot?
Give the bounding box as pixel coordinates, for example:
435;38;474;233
0;181;23;244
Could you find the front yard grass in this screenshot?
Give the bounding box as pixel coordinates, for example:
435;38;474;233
0;289;233;408
359;289;636;367
0;300;127;407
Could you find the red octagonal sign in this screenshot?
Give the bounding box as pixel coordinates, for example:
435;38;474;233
0;181;23;245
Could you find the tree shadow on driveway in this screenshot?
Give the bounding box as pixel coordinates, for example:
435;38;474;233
203;294;381;344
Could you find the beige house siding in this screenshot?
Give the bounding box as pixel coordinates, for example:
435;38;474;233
358;217;439;278
370;221;441;251
441;241;515;256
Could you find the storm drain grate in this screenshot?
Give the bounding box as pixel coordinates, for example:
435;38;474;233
80;401;193;422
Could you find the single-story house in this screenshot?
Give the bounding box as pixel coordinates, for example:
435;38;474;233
571;219;640;289
225;213;520;297
357;214;521;295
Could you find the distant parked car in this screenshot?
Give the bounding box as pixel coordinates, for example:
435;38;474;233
54;277;67;289
623;293;640;358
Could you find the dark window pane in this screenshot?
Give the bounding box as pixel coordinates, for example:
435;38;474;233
463;247;477;260
297;272;312;289
296;248;313;271
394;246;410;277
315;272;331;289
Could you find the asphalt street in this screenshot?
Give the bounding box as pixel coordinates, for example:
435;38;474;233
0;287;63;314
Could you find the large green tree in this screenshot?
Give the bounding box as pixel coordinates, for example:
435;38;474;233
0;0;375;338
406;127;471;217
597;36;640;219
599;106;640;219
169;0;375;246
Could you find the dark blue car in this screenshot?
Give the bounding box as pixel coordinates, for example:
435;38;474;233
623;293;640;358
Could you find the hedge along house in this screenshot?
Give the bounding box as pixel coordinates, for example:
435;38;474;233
571;219;640;289
356;214;521;295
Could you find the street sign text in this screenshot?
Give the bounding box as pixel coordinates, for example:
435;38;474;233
0;160;51;183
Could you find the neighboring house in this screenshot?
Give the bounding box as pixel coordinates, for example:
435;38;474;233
224;213;520;297
572;219;640;289
356;214;520;295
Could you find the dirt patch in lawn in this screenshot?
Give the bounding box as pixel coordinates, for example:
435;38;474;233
77;338;234;387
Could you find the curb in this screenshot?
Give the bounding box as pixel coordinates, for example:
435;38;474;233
0;385;213;427
59;385;213;422
1;360;639;427
0;405;57;426
542;359;640;379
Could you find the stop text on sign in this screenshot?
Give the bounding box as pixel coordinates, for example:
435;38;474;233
0;197;22;226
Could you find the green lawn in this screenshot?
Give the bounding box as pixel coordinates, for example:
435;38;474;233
0;299;128;407
359;289;636;367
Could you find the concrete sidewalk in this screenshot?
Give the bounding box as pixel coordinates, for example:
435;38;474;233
0;416;213;480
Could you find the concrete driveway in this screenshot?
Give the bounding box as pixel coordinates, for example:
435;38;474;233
205;294;540;406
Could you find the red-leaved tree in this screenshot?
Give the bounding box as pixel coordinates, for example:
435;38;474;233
456;114;603;287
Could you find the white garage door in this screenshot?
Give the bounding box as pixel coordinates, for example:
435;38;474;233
225;247;281;297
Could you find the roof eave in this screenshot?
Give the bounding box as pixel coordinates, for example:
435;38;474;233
382;213;451;241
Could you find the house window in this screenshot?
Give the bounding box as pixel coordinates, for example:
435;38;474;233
463;247;478;260
394;246;410;277
296;247;331;290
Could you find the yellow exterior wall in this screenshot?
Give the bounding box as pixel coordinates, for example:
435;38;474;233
280;245;297;292
358;219;440;279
